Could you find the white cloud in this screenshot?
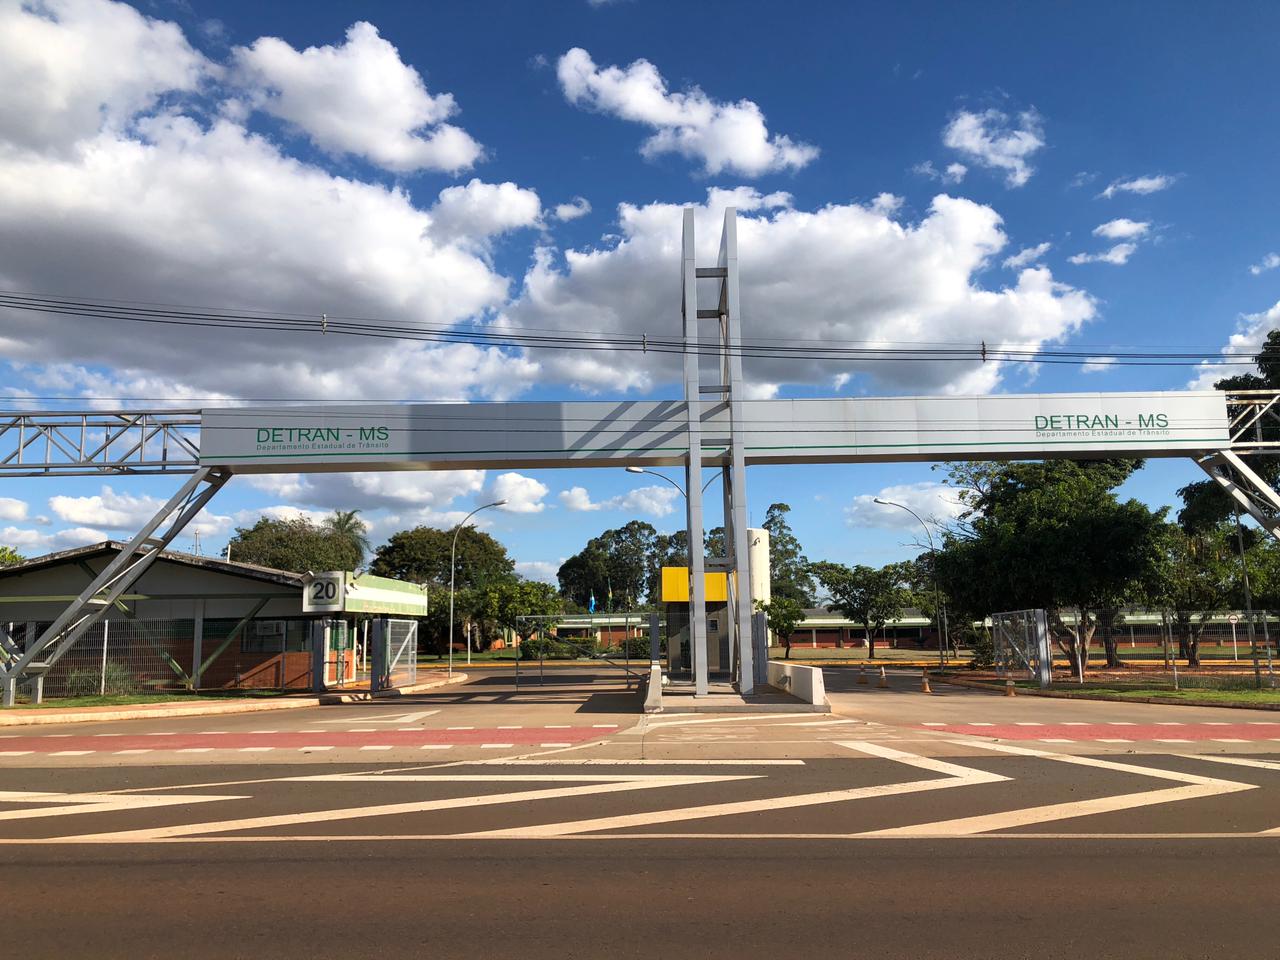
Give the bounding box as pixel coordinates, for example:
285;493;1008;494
490;472;549;513
515;560;560;583
913;160;967;184
559;484;680;517
1082;356;1117;373
0;498;28;522
1093;218;1149;240
556;47;817;176
232;21;482;173
237;505;333;527
553;196;592;221
844;482;968;531
0;0;212;155
240;471;486;512
50;485;230;535
429;179;542;244
506;187;1095;395
1003;241;1052;270
1099;174;1176;199
942;108;1044;187
1190;300;1280;389
1068;243;1137;265
1;525;107;555
1250;253;1280;276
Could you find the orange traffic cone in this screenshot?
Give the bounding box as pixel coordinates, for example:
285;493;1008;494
921;668;932;694
878;666;889;688
1005;679;1016;697
857;664;868;685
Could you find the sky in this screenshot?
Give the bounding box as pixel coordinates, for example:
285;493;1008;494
1;0;1278;582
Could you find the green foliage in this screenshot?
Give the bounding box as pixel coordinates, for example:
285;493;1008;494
371;525;513;589
0;545;24;567
968;631;995;670
558;520;662;608
323;509;371;565
477;578;563;640
65;662;137;697
763;503;815;605
227;516;362;573
810;561;908;656
755;595;806;654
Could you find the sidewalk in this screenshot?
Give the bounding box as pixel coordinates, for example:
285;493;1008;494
0;671;467;726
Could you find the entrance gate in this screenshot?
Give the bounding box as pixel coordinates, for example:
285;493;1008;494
2;210;1279;703
371;619;418;693
991;609;1053;688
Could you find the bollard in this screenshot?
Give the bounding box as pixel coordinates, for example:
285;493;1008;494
1005;678;1016;697
878;666;889;688
921;668;932;694
857;664;868;685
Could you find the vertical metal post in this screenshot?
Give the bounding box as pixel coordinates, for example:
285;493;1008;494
191;600;204;690
99;620;110;696
2;677;14;707
649;612;660;664
310;620;326;694
681;208;709;696
718;209;755;694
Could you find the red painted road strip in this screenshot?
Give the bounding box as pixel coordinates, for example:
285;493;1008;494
919;723;1280;741
0;726;614;753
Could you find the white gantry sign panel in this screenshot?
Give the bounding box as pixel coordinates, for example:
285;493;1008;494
199;391;1230;473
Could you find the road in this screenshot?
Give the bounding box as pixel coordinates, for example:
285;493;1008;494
3;667;1279;958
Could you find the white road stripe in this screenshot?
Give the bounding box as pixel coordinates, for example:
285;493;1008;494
359;746;392;752
497;726;522;730
471;759;805;766
540;743;572;748
420;745;452;750
922;722;946;726
316;711;438;724
1097;739;1132;743
0;751;33;756
0;790;246;824
481;744;515;749
114;749;153;755
300;746;333;752
238;747;273;753
49;750;93;756
176;748;213;754
447;727;473;731
1212;739;1249;743
1015;722;1042;726
1155;739;1192;743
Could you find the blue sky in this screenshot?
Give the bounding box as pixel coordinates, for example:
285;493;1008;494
1;0;1278;583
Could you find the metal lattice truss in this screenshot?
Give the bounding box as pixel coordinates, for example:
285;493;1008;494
0;409;200;477
1197;390;1280;539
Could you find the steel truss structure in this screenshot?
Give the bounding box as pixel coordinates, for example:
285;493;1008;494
5;212;1280;702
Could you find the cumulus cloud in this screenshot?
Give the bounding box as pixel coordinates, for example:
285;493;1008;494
1082;356;1117;373
1;524;108;556
557;47;818;176
1250;253;1280;276
913;160;967;184
505;187;1095;395
429;179;542;243
559;484;680;517
232;21;482;173
0;498;28;522
515;560;560;583
844;482;968;531
1190;300;1280;389
942;108;1044;187
1099;174;1176;199
1002;242;1051;270
0;0;212;155
1068;243;1138;265
240;470;487;513
553;196;592;221
49;485;231;535
1093;218;1149;240
490;472;549;513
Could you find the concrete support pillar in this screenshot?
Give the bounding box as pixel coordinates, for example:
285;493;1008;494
649;612;660;663
28;674;43;705
681;209;709;697
191;600;205;690
2;677;15;707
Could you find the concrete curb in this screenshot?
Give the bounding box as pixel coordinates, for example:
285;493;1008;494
318;673;468;704
934;673;1280;712
0;695;324;727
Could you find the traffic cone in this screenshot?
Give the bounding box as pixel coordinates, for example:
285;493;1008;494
857;664;868;685
1005;679;1016;697
878;666;889;688
921;668;932;694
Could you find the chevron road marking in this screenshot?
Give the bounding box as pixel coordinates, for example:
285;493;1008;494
45;773;761;843
460;741;1009;838
0;789;247;823
856;740;1257;838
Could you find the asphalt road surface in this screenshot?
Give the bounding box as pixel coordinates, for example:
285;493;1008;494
4;667;1280;959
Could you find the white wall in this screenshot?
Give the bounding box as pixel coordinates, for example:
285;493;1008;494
766;660;827;706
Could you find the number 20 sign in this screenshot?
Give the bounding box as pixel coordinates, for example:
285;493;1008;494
303;572;346;613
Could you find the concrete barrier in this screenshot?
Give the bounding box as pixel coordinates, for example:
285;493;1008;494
767;660;828;707
642;662;664;714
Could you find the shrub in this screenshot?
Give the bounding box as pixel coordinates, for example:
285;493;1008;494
64;661;137;697
968;631;996;671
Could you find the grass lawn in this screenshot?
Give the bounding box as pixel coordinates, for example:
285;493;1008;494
958;677;1280;706
5;689;292;709
774;647;969;663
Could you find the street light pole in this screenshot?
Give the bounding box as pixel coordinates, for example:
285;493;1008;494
625;465;719;499
449;500;507;678
874;497;949;670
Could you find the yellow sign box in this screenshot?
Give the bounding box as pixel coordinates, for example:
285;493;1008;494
660;566;728;603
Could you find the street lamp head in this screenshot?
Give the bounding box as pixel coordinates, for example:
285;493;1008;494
873;497;892;506
625;466;645;474
494;499;508;506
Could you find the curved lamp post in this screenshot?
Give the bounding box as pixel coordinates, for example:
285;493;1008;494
874;497;949;669
449;500;507;677
625;465;718;498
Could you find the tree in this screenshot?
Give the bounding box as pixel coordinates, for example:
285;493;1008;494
0;545;24;567
1149;524;1238;666
755;595;805;659
371;525;513;589
762;503;814;605
558;521;661;608
482;578;564;645
935;459;1166;675
810;561;907;659
227;516;361;573
323;509;371;566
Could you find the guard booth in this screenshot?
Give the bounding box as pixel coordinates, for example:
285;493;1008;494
661;567;734;677
301;571;429;693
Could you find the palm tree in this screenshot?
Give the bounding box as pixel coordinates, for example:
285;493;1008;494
325;509;371;565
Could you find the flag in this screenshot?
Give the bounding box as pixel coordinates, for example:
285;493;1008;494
588;591;596;613
607;579;613;611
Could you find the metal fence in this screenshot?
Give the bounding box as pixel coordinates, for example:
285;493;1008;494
372;619;418;692
1050;610;1277;664
991;609;1052;687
